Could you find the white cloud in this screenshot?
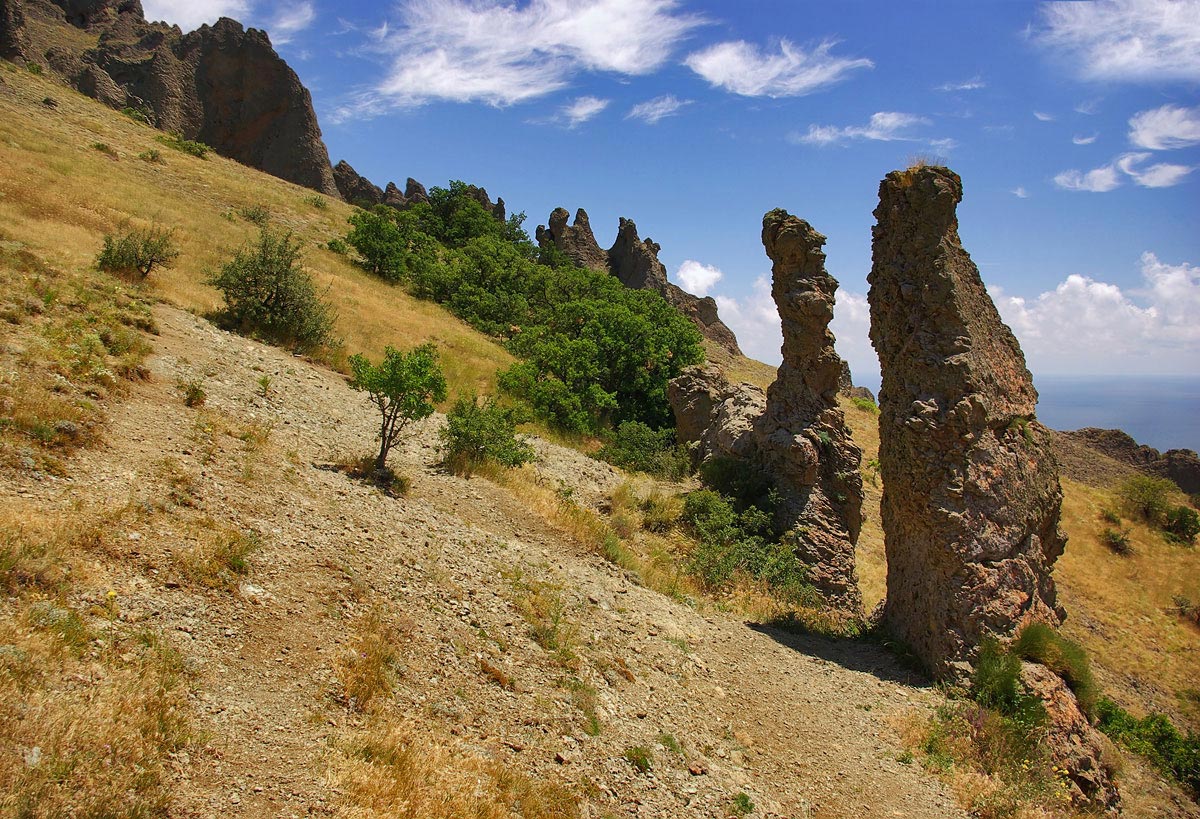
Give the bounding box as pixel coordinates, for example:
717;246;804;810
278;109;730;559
1116;151;1196;187
1075;99;1102;115
935;75;986;92
685;38;872;98
1072;133;1098;145
992;253;1200;374
270;1;315;44
626;95;691;124
793;111;931;146
1128;104;1200;150
1012;186;1030;198
142;0;251;31
359;0;703;109
1034;111;1055;122
1053;163;1122;192
1035;0;1200;82
674;260;723;297
561;96;609;127
829;291;878;388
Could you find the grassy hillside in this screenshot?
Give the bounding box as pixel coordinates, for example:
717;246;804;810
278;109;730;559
0;62;513;400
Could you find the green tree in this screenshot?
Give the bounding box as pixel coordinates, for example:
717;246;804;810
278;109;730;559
348;343;447;471
96;225;179;280
438;393;535;476
345;206;437;283
1118;474;1177;523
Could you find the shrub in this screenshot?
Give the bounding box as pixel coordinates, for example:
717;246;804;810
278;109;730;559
120;106;151;125
306;194;328;210
1100;506;1122;525
731;793;755;816
237;204;270;226
25;62;43;75
155;133;210;158
1164;504;1200;545
348;343;447;472
699;456;776;516
138;148;164;164
593;421;691;479
623;746;652;774
438;393;534;477
96;225;180;280
209;228;339;353
1012;622;1097;717
91;142;118;158
850;396;878;414
1096;697;1200;792
345;206;437;283
1119;474;1176;523
970;639;1048;730
179;379;206;407
1172;595;1200;627
1099;526;1133;555
326;238;349;255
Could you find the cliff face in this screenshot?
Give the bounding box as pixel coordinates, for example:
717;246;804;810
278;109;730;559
868;166;1066;680
6;0;337;195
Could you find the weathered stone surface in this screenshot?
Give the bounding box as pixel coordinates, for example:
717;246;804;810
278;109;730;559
754;209;863;612
837;360;876;403
333;160;384;207
10;0;338;194
869;165;1066;680
536;207;609;271
0;0;30;61
382;181;408;209
404;177;429;206
1019;663;1120;812
668;365;764;464
1062;427;1200;495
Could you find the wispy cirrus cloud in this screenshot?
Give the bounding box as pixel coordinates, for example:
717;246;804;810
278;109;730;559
1128;104;1200;150
142;0;251;31
270;1;315;44
346;0;703;112
1034;0;1200;82
626;95;691;124
560;95;609;127
1054;163;1122;192
1072;133;1098;145
1012;186;1030;198
935;75;985;92
791;112;932;146
1034;111;1055;122
685;38;872;98
1055;151;1195;191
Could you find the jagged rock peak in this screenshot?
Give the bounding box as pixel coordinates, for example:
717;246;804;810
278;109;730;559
333;160;384;207
404;178;429;206
535;207;608;271
868;164;1066;679
4;0;337;194
754;209;863;612
607;217;669;292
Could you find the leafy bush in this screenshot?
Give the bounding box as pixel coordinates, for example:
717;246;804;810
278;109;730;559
346;206;438;283
1099;526;1133;555
971;639;1048;730
1119;474;1177;523
593;421;691;479
349;343;446;472
1164;504;1200;545
96;225;179;280
138;148;164;164
850;396;878;414
120;106;151;125
1097;697;1200;792
438;393;534;476
156;133;210;158
623;746;652;774
699;456;776;516
90;142;117;158
209;228;338;353
237;204;270;226
1172;595;1200;627
178;379;206;407
1011;622;1097;717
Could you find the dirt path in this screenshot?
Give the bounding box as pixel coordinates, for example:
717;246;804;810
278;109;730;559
11;305;967;818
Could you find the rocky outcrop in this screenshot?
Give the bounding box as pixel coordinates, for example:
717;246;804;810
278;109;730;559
668;365;764;464
7;0;337;195
333;160;384;207
1019;663;1120;811
1062;427;1200;495
382;181;408;209
868;166;1066;680
535;207;609;271
753;210;863;611
404;178;429;207
0;0;30;61
837;360;875;403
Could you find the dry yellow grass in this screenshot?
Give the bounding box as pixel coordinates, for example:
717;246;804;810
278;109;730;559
0;64;512;402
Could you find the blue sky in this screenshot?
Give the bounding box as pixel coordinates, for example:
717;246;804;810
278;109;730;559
143;0;1199;389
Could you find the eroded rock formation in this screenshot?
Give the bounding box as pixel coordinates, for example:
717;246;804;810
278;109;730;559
868;165;1066;679
667;364;764;464
0;0;30;61
7;0;337;194
333;160;384;207
535;209;742;355
1062;427;1200;495
838;360;875;403
752;210;863;611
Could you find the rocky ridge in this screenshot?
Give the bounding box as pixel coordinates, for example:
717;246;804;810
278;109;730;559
1061;427;1200;495
3;0;338;194
536;207;742;355
332;158;498;218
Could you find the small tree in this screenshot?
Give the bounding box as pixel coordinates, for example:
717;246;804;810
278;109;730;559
96;225;180;280
1118;474;1177;523
349;343;447;472
438;393;534;476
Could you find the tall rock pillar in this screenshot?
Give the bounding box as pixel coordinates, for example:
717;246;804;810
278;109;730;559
755;210;863;612
868;166;1066;680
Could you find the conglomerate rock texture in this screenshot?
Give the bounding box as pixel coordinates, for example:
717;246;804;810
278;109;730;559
535;209;741;355
868;165;1066;680
333;160;384;207
8;0;337;194
667;364;765;464
753;210;863;612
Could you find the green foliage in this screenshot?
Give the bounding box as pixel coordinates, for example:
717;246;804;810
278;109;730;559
349;343;447;471
1099;526;1133;555
120;106;151;125
326;238;349;255
1100;506;1122;525
306;194;328;210
1011;623;1097;717
237;204;270;226
731;793;755;816
657;733;682;755
25;62;43;75
850;396;878;414
1164;504;1200;545
345;206;438;283
155;133;210;159
623;746;652;774
593;421;691;479
208;228;338;353
179;379;206;408
137;148;164;164
91;142;117;158
699;456;776;514
1097;697;1200;792
438;393;534;476
970;639;1048;730
96;225;180;280
1119;474;1177;523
